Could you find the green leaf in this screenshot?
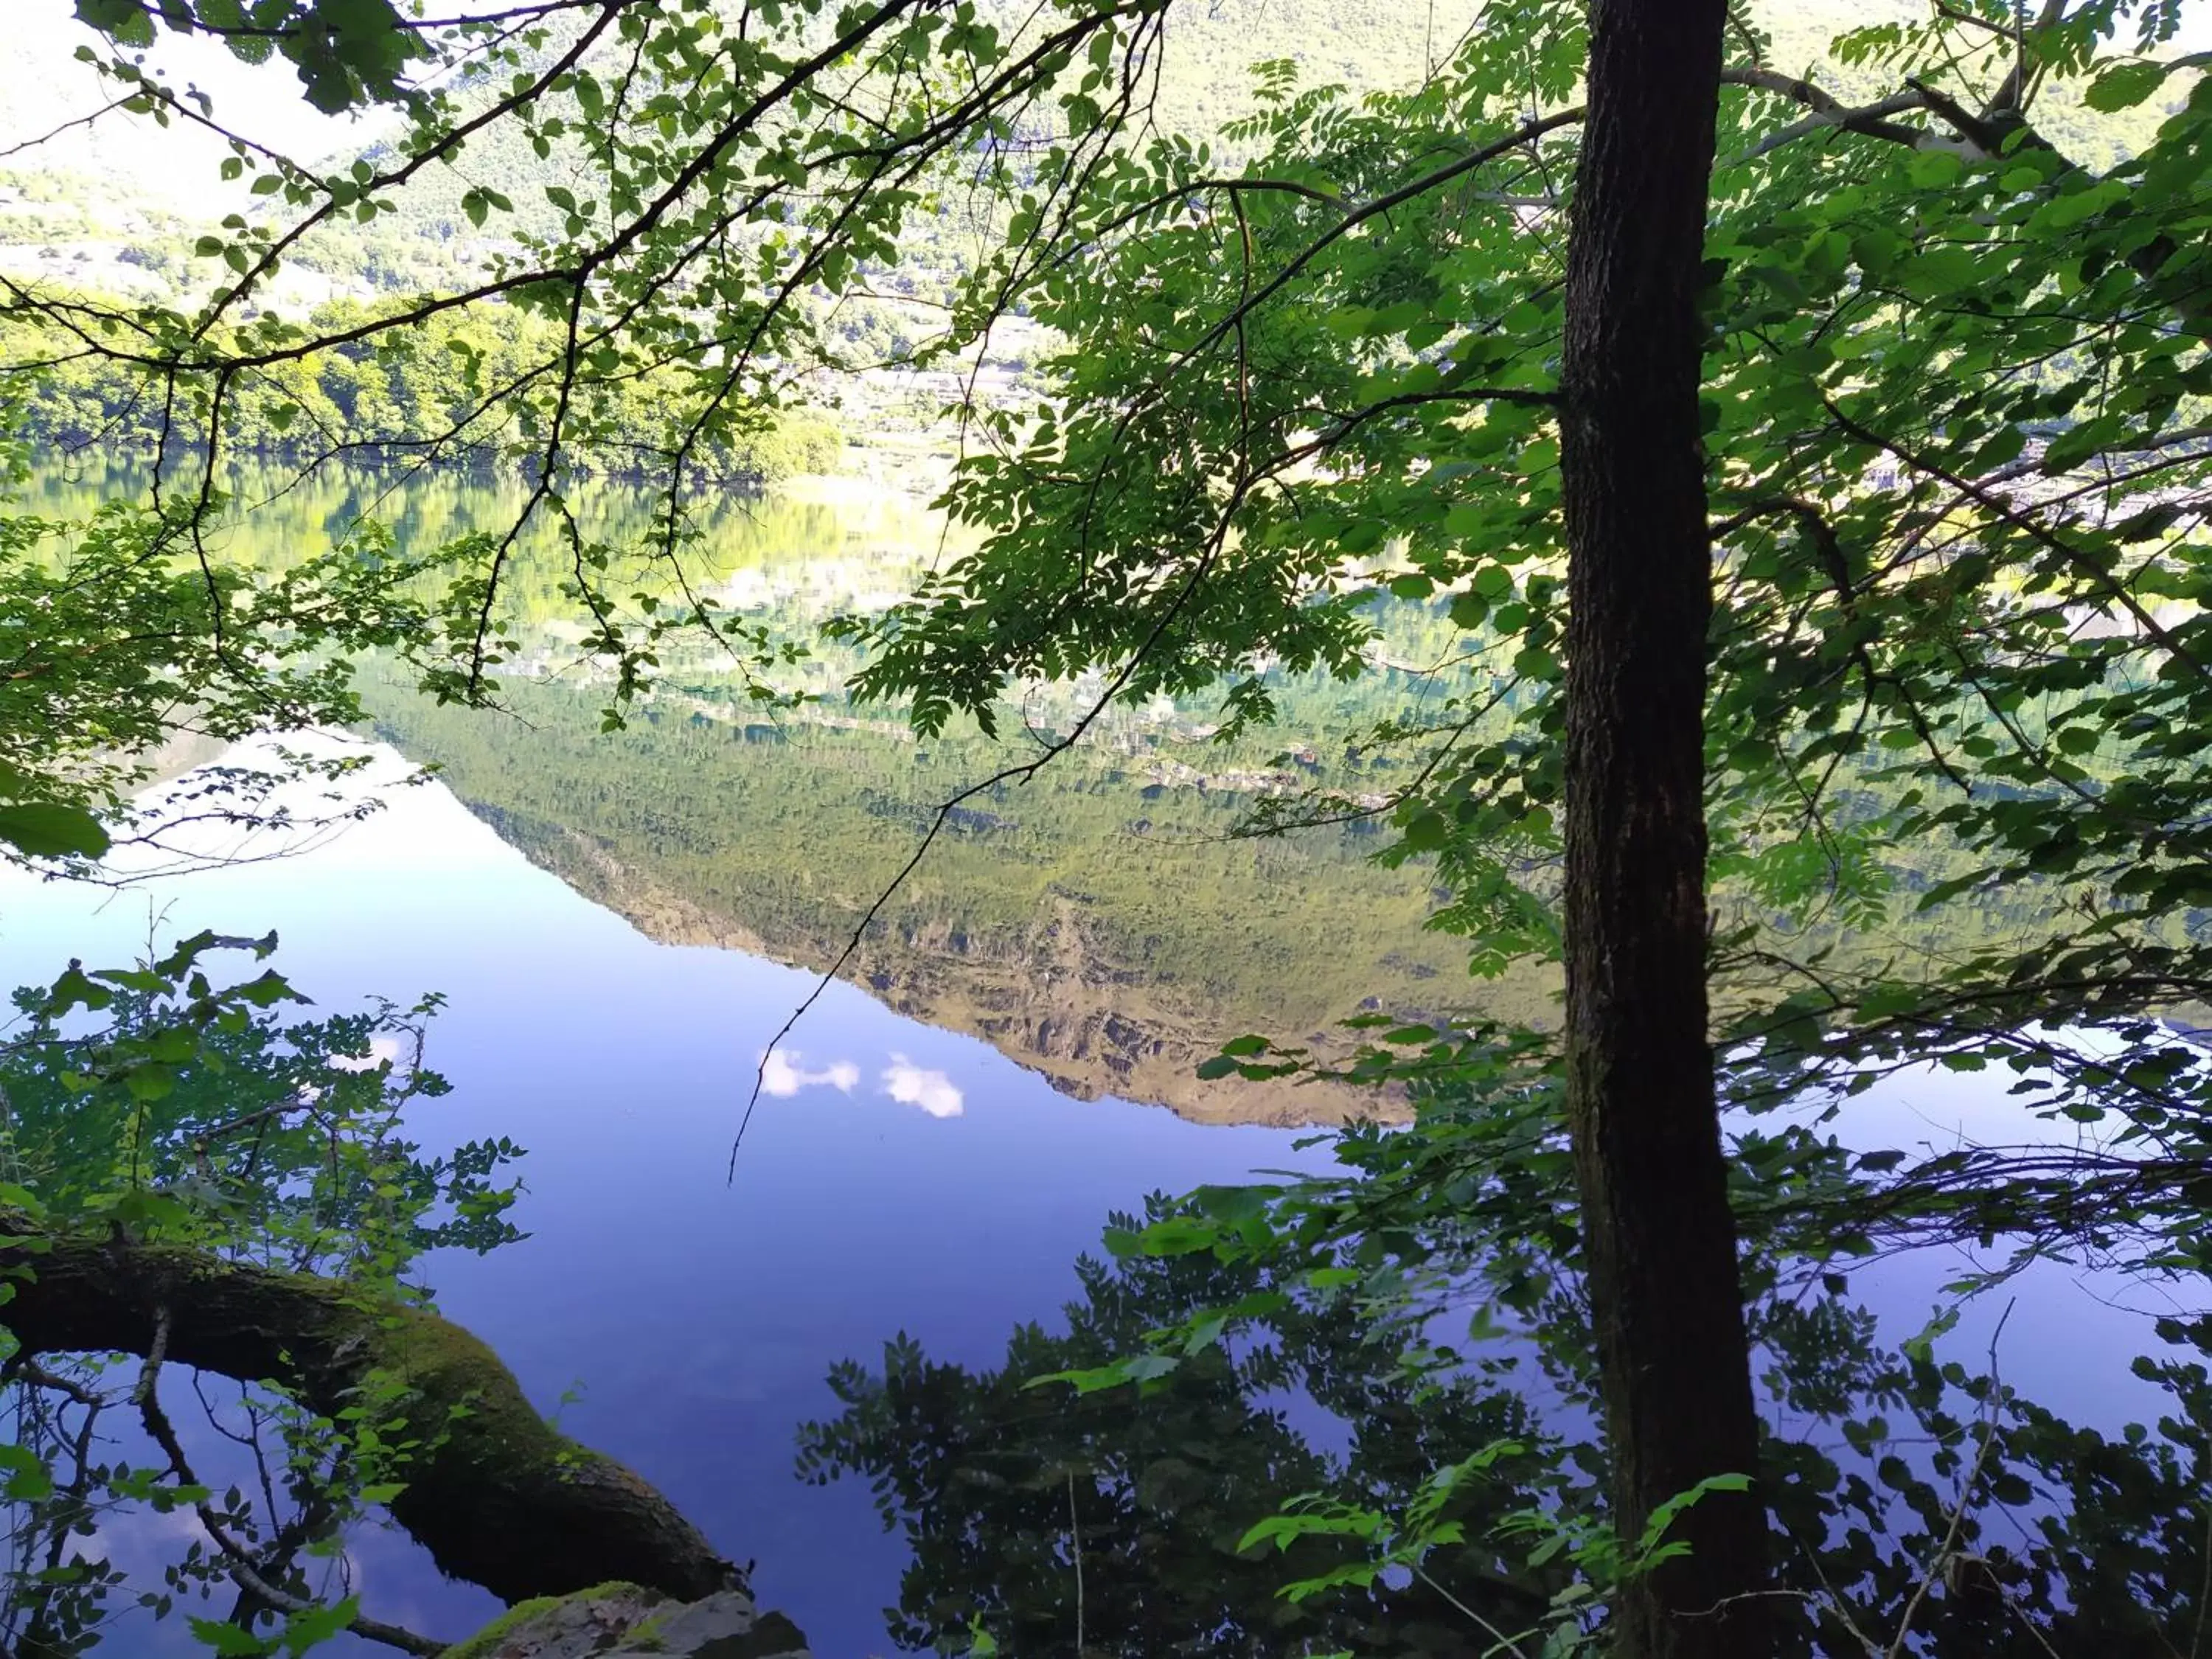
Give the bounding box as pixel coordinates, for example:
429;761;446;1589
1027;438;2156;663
1191;1183;1268;1222
1511;644;1558;680
1636;1472;1752;1557
122;1064;178;1102
281;1596;358;1655
232;970;303;1007
0;1444;54;1502
0;803;109;859
189;1616;274;1657
2082;60;2168;111
1401;810;1450;852
78;0;156;46
1907;149;1964;189
1025;1352;1179;1394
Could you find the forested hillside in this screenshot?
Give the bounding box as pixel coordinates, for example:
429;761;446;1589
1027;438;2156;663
0;0;2190;482
1;0;1489;303
3;0;2180;310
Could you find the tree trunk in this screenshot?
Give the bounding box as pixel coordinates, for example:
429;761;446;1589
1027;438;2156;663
0;1221;741;1608
1557;2;1768;1655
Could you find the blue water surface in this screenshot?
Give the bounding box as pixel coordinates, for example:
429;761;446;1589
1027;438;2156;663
0;739;2174;1655
0;744;1337;1655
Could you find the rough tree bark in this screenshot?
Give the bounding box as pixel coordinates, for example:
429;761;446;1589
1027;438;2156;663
1557;1;1769;1655
0;1221;741;1607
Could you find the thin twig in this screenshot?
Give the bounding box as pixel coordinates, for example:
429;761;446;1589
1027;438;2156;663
1413;1565;1535;1658
1885;1300;2014;1658
1068;1468;1085;1656
134;1312;442;1656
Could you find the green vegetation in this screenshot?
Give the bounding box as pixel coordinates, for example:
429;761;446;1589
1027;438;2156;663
801;1186;2212;1656
13;298;845;485
0;934;522;1657
366;667;1505;1119
0;0;2210;1655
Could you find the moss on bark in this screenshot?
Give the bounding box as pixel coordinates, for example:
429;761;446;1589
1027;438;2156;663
438;1582;663;1659
0;1221;740;1605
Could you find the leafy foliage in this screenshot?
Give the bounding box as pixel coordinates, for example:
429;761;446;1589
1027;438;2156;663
0;414;468;873
4;0;2212;1648
800;1173;2212;1656
0;933;522;1656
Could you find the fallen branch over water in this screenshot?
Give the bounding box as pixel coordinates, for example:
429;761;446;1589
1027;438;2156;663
0;1217;740;1608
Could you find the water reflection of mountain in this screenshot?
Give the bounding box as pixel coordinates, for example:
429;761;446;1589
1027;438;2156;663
371;679;1553;1125
476;799;1381;1121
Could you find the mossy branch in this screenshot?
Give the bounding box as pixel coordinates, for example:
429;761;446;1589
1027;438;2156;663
0;1217;740;1610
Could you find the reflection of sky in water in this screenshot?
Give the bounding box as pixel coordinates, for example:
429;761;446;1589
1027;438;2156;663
0;738;1340;1653
759;1048;967;1119
882;1053;963;1118
0;735;2178;1654
759;1048;861;1098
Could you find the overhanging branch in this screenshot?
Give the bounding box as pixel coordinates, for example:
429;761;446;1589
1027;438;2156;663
0;1218;742;1613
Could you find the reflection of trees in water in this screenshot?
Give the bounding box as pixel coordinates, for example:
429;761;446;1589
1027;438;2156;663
801;1183;2212;1657
4;1359;403;1658
369;677;1492;1123
0;939;700;1658
797;1197;1563;1657
18;459;953;641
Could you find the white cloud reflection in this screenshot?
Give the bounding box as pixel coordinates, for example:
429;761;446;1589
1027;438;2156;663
759;1048;861;1097
883;1054;963;1119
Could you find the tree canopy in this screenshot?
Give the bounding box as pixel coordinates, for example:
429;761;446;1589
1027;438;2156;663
2;0;2211;1652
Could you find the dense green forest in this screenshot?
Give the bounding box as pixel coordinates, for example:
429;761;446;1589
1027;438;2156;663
1;0;2211;1657
12;298;847;483
4;0;2182;485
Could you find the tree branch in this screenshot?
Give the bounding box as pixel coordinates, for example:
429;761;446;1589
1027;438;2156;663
133;1306;443;1657
1;1219;743;1609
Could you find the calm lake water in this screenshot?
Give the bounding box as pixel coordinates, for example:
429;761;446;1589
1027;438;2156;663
0;742;1349;1654
0;735;2174;1655
0;474;2181;1655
